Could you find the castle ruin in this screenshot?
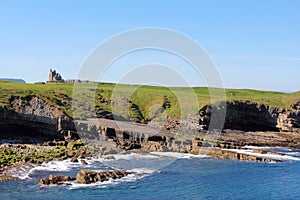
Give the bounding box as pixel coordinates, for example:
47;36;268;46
49;69;63;82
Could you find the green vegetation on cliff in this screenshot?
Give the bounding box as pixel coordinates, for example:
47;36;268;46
0;81;299;122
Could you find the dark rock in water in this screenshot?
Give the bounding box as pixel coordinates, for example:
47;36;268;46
80;160;88;165
38;170;132;185
70;156;79;162
38;178;50;185
103;155;115;160
76;169;132;184
38;175;74;185
0;175;19;182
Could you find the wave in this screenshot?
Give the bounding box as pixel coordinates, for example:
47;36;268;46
244;146;300;158
129;167;156;174
33;159;96;172
244;145;294;151
102;153;161;161
6;163;36;180
10;158;103;180
97;152;209;162
225;148;300;161
150;152;210;159
10;152;209;183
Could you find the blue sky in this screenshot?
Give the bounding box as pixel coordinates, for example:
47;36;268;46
0;0;299;92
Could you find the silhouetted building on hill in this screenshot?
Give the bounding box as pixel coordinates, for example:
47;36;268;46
47;68;97;84
49;69;63;82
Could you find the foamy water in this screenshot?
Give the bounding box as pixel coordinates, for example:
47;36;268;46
11;152;208;187
150;151;210;159
225;148;300;161
2;150;300;199
9;149;300;190
244;146;300;157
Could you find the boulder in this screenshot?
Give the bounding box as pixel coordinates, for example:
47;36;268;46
76;169;132;184
38;175;74;185
0;175;19;182
70;156;79;162
80;160;88;165
38;178;50;185
103;155;115;160
67;140;83;150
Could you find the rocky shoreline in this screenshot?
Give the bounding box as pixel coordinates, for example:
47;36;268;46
1;128;300;182
1;129;300;183
1;95;300;183
0;140;92;182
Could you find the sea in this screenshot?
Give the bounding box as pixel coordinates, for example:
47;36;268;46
1;148;300;200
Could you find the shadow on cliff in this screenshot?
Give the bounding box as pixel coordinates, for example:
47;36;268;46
0;124;61;144
199;101;280;132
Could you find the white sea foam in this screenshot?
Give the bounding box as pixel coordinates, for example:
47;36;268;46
129;167;156;174
150;152;210;159
244;146;300;157
33;159;85;172
11;158;99;180
98;152;209;172
104;153;161;161
244;145;294;151
243;145;272;150
225;148;300;161
9;164;36;180
284;151;300;157
11;152;209;182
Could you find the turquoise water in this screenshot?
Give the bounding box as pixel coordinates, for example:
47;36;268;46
1;152;300;200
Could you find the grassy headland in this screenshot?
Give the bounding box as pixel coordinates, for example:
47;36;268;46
0;80;299;122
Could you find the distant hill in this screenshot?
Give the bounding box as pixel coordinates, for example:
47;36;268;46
0;78;25;83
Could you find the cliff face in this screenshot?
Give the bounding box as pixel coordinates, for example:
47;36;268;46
72;119;193;154
199;101;300;132
1;93;300;147
0;96;67;142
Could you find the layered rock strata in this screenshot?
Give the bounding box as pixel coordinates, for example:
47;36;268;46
199;101;300;132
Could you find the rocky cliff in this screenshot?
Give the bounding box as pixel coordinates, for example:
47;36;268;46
0;95;69;143
199;100;300;132
72;118;194;154
0;95;300;144
1;94;300;163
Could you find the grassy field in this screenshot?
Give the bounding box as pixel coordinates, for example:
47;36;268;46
0;80;299;122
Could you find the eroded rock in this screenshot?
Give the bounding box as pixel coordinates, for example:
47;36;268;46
38;175;74;185
76;169;132;184
0;175;19;182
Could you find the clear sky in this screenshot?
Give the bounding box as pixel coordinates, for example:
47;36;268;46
0;0;299;92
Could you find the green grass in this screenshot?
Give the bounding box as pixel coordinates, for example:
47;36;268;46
0;80;299;122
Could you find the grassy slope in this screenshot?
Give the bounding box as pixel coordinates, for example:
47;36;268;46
0;81;299;122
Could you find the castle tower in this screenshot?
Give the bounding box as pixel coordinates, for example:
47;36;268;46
48;68;64;82
49;69;53;81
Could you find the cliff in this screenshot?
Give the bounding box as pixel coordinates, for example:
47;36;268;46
0;82;300;163
0;95;69;143
199;100;300;132
1;94;300;163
